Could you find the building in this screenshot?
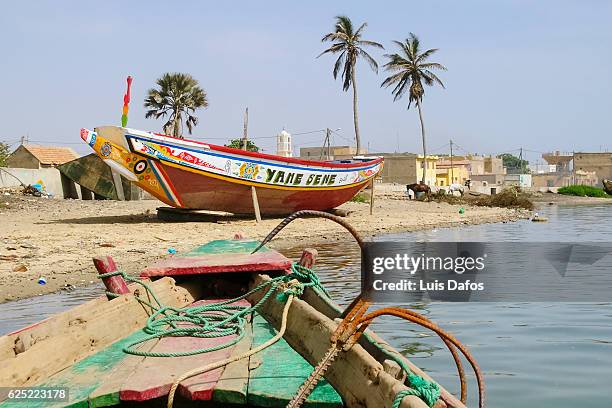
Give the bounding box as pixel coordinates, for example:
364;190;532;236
484;156;505;175
470;174;505;194
374;153;437;185
435;159;470;186
7;145;79;169
448;155;485;176
542;151;573;173
573;152;612;184
416;155;438;186
504;174;532;188
276;130;292;157
299;145;359;160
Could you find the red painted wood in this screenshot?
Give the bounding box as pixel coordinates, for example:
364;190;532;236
160;163;370;214
140;251;291;278
299;248;318;269
93;256;130;299
119;299;250;402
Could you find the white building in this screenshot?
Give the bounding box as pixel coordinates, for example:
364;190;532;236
276;130;292;157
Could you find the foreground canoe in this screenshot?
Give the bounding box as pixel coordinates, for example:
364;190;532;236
79;126;383;214
0;239;464;408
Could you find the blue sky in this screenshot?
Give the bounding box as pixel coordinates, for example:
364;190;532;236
1;1;610;163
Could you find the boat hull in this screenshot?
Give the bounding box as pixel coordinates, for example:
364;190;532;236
160;161;370;214
80;126;383;215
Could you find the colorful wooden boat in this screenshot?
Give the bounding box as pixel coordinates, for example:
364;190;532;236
603;179;612;195
0;238;466;408
79;126;383;214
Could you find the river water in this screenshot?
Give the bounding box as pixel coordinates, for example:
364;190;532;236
1;204;610;407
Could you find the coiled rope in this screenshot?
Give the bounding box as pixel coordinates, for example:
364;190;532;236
98;263;326;358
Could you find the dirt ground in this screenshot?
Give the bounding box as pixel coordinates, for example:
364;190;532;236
0;188;527;303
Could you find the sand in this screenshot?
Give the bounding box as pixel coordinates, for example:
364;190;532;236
0;187;526;303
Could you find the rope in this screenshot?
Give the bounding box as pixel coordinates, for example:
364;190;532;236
97;263;322;357
371;338;440;408
392;375;440;408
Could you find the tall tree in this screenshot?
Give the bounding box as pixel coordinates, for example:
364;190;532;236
319;16;383;154
381;33;446;184
144;73;208;138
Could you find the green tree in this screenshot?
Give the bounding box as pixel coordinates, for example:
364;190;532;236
0;142;11;167
226;139;260;152
319;16;383;154
0;142;9;167
381;34;446;184
144;73;208;139
498;153;529;174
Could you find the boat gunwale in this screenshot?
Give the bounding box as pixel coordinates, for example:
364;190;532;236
118;126;384;170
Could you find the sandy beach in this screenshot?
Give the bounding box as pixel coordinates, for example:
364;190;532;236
0;187;527;303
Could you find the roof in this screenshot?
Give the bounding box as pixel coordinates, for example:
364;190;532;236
20;145;79;165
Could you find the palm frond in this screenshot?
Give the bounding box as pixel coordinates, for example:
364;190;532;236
358;49;379;73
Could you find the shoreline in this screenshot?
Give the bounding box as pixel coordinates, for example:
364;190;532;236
0;190;526;303
532;191;612;206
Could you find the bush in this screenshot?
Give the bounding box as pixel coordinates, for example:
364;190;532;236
558;185;611;198
350;192;369;203
472;186;534;210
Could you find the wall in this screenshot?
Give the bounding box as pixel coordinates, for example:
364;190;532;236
0;167;64;197
299;146;357;159
6;146;40;169
484;156;505;174
416;156;438;186
573;153;612;183
532;173;572;188
436;166;470;186
378;154;417;184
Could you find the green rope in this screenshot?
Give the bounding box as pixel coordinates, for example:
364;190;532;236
392;372;441;408
98;262;325;358
368;335;441;407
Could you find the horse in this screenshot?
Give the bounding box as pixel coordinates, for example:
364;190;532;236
448;183;465;196
406;183;431;200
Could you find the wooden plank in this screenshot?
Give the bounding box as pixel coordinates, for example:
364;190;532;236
119;299;250;402
0;277;204;387
212;316;253;404
247;314;342;408
247;275;430;408
87;338;160;407
140;240;291;278
0;331;154;408
300;287;462;408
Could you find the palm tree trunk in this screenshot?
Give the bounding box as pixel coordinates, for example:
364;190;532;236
416;98;427;184
173;111;182;139
351;66;361;154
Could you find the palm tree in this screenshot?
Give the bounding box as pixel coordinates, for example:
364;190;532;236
381;34;446;184
319;16;383;154
144;73;208;138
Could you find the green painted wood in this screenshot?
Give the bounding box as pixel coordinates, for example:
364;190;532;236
0;330;149;408
247;314;343;408
211;316;253;405
58;154;119;200
186;239;270;256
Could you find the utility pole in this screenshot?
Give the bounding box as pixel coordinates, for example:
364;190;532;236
242;107;249;151
449;139;454;184
320;128;332;160
519;147;523;173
